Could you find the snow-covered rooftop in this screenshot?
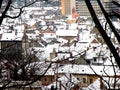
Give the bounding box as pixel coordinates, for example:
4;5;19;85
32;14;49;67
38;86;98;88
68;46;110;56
57;64;120;76
1;32;24;41
113;21;120;29
56;29;78;36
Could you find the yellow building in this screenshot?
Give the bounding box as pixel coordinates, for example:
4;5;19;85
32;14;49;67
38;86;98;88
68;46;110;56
61;0;76;16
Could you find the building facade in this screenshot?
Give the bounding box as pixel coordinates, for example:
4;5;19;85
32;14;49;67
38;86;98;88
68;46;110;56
76;0;117;16
61;0;76;16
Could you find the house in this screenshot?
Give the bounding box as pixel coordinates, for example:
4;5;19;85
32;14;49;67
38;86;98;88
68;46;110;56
0;31;29;54
55;64;100;88
83;46;107;65
47;73;80;90
85;78;101;90
56;29;79;41
27;63;98;89
40;28;56;39
24;20;39;31
53;63;120;89
27;61;55;86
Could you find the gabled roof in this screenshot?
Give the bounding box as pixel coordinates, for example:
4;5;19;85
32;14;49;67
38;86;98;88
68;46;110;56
1;32;24;41
25;20;37;26
91;38;99;43
56;64;120;76
56;29;78;36
86;78;101;90
113;21;120;29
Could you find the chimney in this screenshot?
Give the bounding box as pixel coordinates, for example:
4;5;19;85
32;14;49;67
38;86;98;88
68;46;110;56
50;48;57;60
70;52;73;58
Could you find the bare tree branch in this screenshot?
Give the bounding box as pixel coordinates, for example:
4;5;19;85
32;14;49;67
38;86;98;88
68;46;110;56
5;8;23;19
0;0;39;25
96;0;120;43
0;0;12;25
0;0;3;8
112;0;120;7
84;0;120;68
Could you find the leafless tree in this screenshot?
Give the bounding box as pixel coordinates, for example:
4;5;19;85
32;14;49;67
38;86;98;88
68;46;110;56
0;0;40;25
0;0;53;90
88;54;120;90
84;0;120;68
0;0;120;90
83;0;120;89
0;46;53;90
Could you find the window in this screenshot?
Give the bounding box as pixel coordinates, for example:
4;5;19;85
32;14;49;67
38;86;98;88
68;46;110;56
77;78;79;80
51;78;53;82
94;57;97;62
90;79;93;84
44;78;47;81
83;78;86;83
